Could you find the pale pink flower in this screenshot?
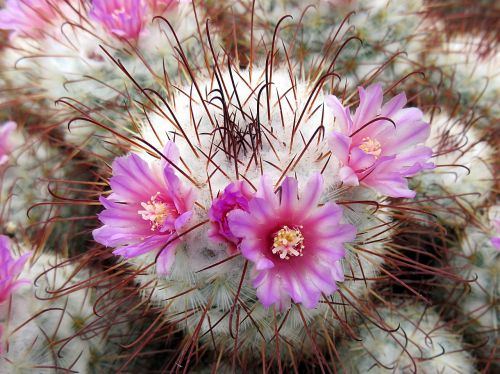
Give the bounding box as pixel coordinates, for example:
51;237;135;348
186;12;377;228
92;142;196;274
327;84;434;198
491;218;500;250
151;0;190;13
0;0;60;38
90;0;148;41
0;121;16;166
0;235;30;354
0;235;30;304
228;173;356;310
208;180;254;254
90;0;187;41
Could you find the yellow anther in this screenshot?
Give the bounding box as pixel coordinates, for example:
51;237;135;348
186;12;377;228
359;137;382;158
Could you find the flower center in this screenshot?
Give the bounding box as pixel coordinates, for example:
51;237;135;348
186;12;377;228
138;192;172;231
359;137;382;158
272;226;305;260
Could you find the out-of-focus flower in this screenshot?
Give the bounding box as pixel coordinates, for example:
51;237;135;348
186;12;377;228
327;84;434;198
208;180;254;254
0;0;59;38
92;142;196;274
90;0;148;41
0;235;30;304
0;122;16;166
151;0;190;13
89;0;189;41
491;219;500;250
228;173;356;310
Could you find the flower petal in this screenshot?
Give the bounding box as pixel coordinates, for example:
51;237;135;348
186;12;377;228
280;176;298;216
325;95;353;134
328;130;351;165
353;84;383;131
157;243;178;275
339;166;359;186
299;173;324;214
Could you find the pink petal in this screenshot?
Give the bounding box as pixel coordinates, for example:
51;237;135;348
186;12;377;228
328;130;351;165
353;84;383;131
247;197;276;221
174;211;193;232
325;95;353;134
227;209;259;239
303;202;343;229
307;262;338;296
112;235;168;258
240;238;268;264
256;257;275;270
339;166;359;186
280;176;298;215
162;141;180;166
350;147;376;171
381;92;406;117
364;171;416;198
395;146;435;177
299;173;324;214
255;175;279;210
285;275;320;309
330;261;345;281
111;154;163;201
383;112;430;154
157;243;177;275
254;271;286;309
491;237;500;250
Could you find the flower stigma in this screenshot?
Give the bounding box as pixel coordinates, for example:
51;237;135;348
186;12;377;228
272;225;305;260
138;192;172;231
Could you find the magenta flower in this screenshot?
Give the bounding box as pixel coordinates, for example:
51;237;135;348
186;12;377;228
492;219;500;250
227;173;356;310
90;0;148;41
326;84;434;198
92;142;196;274
0;235;30;304
208;180;254;254
0;0;59;38
0;121;16;166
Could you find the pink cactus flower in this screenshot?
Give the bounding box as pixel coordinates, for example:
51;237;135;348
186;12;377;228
92;142;196;274
208;180;254;254
0;0;59;38
150;0;189;13
90;0;149;41
326;84;434;198
492;219;500;250
0;121;16;166
0;235;30;304
0;235;30;354
227;173;356;310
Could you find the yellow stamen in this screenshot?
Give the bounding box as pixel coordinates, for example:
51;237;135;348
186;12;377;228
359;137;382;158
272;225;305;260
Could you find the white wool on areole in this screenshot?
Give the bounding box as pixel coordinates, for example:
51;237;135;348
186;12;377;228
249;0;425;89
412;113;494;227
340;303;476;373
451;208;500;348
0;129;66;233
0;253;112;373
